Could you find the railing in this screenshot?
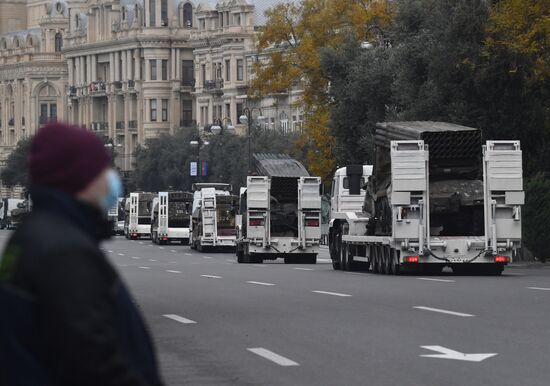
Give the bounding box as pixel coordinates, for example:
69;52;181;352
91;122;108;131
31;53;63;61
128;120;137;129
8;118;14;127
180;119;196;128
116;121;125;130
204;79;224;91
113;81;122;90
68;86;77;96
89;81;106;94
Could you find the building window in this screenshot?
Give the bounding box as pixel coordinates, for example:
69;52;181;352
162;59;168;80
149;0;156;26
150;99;157;121
150;59;157;80
216;63;222;80
182;100;193;125
237;59;243;81
183;3;193;27
161;0;168;26
225;60;230;81
162;99;168;121
54;33;62;52
236;103;243;124
39;103;57;124
182;60;194;86
201;64;206;86
225;103;231;117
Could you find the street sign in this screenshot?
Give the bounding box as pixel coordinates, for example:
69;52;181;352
420;346;497;362
190;162;197;176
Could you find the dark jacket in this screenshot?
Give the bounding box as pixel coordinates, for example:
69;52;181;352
0;187;164;386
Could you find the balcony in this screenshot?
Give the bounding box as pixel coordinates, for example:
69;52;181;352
89;81;106;95
91;122;108;132
116;121;125;130
8;118;14;127
180;119;196;128
127;80;135;91
128;120;137;129
113;81;122;92
203;79;224;94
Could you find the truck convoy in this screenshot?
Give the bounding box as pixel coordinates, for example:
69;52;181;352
125;192;156;239
190;183;239;252
329;121;524;275
150;191;193;244
236;154;322;264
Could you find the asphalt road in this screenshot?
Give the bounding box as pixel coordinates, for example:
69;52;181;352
3;230;550;385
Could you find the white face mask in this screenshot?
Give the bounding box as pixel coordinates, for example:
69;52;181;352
100;170;123;211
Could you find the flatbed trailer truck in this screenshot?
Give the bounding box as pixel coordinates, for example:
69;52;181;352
329;122;524;275
151;191;193;244
126;192;156;239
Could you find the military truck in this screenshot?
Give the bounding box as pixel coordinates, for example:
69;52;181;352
236;154;322;264
126;192;156;239
189;183;239;252
150;191;193;244
329;121;524;275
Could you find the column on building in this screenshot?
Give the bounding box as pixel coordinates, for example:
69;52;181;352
91;54;97;82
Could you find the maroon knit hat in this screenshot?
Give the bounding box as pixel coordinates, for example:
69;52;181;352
29;122;111;194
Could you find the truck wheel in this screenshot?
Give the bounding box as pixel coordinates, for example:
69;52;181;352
237;250;244;263
331;228;342;270
340;243;348;271
250;253;263;264
371;246;378;274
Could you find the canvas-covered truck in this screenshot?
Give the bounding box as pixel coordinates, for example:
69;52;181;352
190;183;239;252
329;121;524;275
151;191;193;244
236;154;322;264
126;192;156;239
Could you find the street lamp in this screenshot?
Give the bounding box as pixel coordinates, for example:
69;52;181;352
239;107;265;174
211;117;235;135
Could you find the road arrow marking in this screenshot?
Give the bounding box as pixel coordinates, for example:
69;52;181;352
420;346;497;362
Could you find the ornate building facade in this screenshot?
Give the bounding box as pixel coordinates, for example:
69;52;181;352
0;0;302;181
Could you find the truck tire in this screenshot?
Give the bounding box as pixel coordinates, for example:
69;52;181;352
370;246;378;274
331;227;342;270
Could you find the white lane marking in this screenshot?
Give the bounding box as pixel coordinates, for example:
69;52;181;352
226;259;234;262
527;287;550;291
247;281;275;286
118;253;125;256
170;261;177;264
171;250;177;253
420;346;497;362
117;264;128;267
294;267;314;271
414;306;474;317
204;256;213;259
312;290;352;297
201;275;221;279
149;259;157;262
318;258;331;262
163;314;196;324
417;278;455;283
107;250;113;253
247;348;299;367
139;242;144;244
159;247;165;250
185;253;192;256
253;264;266;268
131;256;141;259
138;266;151;270
166;270;181;274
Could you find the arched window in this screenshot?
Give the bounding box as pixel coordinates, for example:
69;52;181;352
55;33;62;52
183;3;193;27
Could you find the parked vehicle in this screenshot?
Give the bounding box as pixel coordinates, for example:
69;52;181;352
189;183;238;252
151;191;193;244
236;154;322;264
126;192;156;239
329;121;524;275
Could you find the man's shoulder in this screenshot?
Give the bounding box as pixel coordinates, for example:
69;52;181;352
15;211;96;254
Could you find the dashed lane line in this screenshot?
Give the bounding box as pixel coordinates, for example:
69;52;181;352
138;266;151;270
131;256;141;259
247;281;275;286
171;250;177;253
527;287;550;291
247;348;299;367
414;306;474;317
312;290;352;297
118;253;125;256
159;247;165;250
203;256;213;259
149;259;157;262
166;270;181;274
417;278;455;283
185;253;192;256
163;314;196;324
200;274;222;278
293;267;314;271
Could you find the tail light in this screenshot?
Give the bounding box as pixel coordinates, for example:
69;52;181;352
162;236;168;241
305;219;319;227
249;219;264;226
495;255;508;263
405;255;419;263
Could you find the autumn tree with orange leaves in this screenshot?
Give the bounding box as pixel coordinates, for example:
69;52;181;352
250;0;395;182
